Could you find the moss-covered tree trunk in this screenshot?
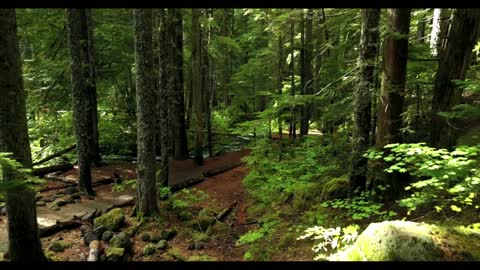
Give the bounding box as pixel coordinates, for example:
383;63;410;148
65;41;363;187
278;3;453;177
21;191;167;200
133;9;158;216
350;9;381;195
157;9;170;186
0;9;47;262
66;8;98;195
192;9;204;165
431;9;480;149
300;9;313;137
376;8;411;200
430;9;452;57
167;9;189;160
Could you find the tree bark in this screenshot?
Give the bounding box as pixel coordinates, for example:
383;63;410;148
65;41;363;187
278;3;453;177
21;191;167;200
192;9;204;165
431;9;480;149
0;9;47;262
66;9;97;195
350;9;381;196
430;9;452;57
376;8;411;200
167;9;189;160
416;11;426;43
300;9;314;136
289;20;296;143
157;9;170;187
133;9;158;217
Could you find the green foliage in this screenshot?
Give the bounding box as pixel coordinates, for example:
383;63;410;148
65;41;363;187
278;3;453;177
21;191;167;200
167;188;208;211
298;224;360;260
0;153;45;193
321;188;397;221
366;143;480;215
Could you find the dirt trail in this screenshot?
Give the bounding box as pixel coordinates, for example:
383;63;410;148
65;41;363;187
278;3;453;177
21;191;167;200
192;165;255;260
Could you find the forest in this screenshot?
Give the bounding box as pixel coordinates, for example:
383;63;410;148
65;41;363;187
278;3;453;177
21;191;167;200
0;7;480;262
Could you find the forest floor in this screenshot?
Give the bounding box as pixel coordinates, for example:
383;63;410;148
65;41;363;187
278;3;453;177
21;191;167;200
2;149;307;261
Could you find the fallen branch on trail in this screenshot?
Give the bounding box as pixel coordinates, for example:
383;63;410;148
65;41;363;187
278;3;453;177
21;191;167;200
217;201;238;222
32;144;76;166
39;218;83;237
32;163;73;176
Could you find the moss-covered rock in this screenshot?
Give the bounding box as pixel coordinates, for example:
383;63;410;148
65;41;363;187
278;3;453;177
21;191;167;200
329;220;480;261
143;243;157;256
161;228;177;240
36;201;46;206
105;247;124;261
48;240;72;253
157;240;168;250
94;208;125;231
178;210;194;221
102;231;114;242
206;221;230;237
150;232;165;242
167;248;186;261
320;175;349;201
109;232;132;250
187;255;217;261
191;209;216;231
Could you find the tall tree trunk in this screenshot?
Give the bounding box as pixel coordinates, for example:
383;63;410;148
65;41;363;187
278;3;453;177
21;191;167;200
166;9;189;160
416;11;426;43
85;9;101;165
222;8;232;106
431;9;480;149
192;9;204;165
376;8;411;200
0;9;47;262
157;9;169;186
133;9;158;217
278;35;284;140
299;10;307;137
302;9;313;136
204;9;214;157
289;20;296;143
350;9;381;196
430;9;451;57
66;9;96;195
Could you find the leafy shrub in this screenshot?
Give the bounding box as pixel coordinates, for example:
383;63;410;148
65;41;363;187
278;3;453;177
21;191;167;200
366;143;480;215
297;224;360;260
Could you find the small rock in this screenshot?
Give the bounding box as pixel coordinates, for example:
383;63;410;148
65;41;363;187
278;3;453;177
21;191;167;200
64;186;78;195
140;233;151;242
83;231;98;245
94;208;125;231
167;248;186;261
187;240;205;250
105;247;124;262
48;240;72;252
1;207;6;215
35;195;43;201
102;231;114;242
52;194;63;199
150;232;164;242
36;201;46;207
109;232;132;250
143;243;157;256
70;193;81;200
52;206;61;211
42;196;54;203
64;197;75;204
161;228;177;241
80;225;92;236
54;199;67;207
94;226;106;239
157;240;168;250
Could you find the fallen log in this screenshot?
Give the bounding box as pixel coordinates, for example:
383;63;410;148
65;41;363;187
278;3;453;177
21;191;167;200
39;219;83;237
217;201;238;222
32;163;74;177
104;197;136;213
87;240;102;262
32;144;76;166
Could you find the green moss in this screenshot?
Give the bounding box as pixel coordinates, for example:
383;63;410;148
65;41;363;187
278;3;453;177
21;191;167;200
188;254;217;261
320;175;349;201
105;247;124;261
167;248;186;261
94;208;125;231
48;240;72;253
143;243;157;256
329;221;480;261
